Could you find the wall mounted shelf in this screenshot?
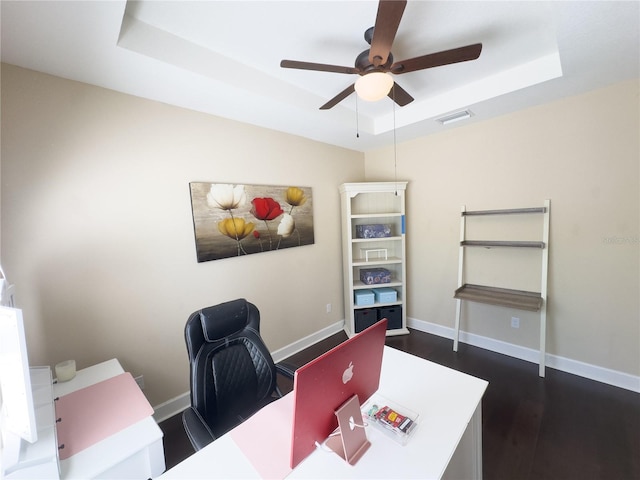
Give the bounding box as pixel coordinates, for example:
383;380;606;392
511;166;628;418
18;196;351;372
463;207;546;216
460;240;545;248
454;284;543;311
454;200;550;377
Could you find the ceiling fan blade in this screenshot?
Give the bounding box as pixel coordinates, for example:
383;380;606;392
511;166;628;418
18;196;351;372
319;84;355;110
280;60;359;75
390;43;482;75
388;82;414;106
369;0;407;66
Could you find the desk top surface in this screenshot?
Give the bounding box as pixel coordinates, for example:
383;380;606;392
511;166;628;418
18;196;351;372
161;346;488;479
53;358;163;479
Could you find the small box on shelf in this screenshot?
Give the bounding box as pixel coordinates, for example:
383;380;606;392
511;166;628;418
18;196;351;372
373;287;397;303
360;268;391;285
354;289;375;306
355;224;391;239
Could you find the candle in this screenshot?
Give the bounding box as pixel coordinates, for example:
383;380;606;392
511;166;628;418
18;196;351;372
55;360;76;382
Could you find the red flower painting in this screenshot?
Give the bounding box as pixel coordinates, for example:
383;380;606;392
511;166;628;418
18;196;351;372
250;197;284;249
250;197;284;220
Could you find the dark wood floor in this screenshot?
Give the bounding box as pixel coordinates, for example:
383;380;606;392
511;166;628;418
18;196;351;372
159;329;640;479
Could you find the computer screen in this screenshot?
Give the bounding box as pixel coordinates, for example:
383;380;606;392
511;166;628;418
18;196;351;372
290;318;387;468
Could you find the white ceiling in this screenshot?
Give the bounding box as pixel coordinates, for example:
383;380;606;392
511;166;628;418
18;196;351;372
1;1;638;152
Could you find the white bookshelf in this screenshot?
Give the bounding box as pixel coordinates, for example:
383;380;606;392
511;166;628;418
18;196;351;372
339;182;409;337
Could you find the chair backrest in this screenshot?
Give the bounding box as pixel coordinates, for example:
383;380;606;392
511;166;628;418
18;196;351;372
184;298;279;438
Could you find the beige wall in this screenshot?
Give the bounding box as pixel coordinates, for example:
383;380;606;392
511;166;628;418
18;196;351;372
0;64;364;405
2;63;638;409
365;79;640;376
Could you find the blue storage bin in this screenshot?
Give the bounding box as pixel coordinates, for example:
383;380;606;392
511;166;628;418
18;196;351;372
354;289;375;306
373;287;397;303
354;309;379;333
379;306;402;330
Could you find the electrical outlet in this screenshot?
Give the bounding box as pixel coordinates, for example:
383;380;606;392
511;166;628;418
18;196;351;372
134;375;144;390
511;317;520;329
326;303;332;313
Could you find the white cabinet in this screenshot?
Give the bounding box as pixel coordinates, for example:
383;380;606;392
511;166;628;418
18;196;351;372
4;367;60;480
339;182;409;337
3;360;164;480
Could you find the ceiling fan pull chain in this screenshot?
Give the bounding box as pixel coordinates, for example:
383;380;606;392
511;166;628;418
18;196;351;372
356;95;360;138
393;84;398;195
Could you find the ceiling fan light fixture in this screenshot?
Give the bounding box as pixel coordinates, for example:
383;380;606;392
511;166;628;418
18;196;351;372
355;72;394;102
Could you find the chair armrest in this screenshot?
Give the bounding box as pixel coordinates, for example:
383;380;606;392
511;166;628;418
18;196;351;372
274;362;296;398
182;406;216;451
275;362;296;380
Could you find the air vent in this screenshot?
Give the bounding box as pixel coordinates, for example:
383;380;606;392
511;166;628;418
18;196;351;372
436;109;473;125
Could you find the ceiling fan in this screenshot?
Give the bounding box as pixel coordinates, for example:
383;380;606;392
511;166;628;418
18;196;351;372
280;0;482;110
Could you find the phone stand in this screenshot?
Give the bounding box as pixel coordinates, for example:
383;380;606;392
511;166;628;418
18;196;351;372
325;394;371;465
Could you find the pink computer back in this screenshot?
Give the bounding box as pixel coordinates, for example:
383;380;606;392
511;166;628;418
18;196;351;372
290;318;387;468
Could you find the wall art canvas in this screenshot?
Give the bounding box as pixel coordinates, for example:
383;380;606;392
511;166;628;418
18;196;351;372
189;183;315;262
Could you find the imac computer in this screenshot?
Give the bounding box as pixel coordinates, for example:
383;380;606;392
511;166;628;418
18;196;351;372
290;318;387;468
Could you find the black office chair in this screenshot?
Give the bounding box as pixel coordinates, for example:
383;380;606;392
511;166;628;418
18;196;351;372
182;298;295;451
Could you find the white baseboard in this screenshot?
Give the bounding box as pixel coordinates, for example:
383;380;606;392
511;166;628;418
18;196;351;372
407;317;640;393
153;391;190;423
271;320;345;364
153;320;346;423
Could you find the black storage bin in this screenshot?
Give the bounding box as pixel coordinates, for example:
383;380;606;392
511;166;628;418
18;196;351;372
354;308;378;333
378;306;402;330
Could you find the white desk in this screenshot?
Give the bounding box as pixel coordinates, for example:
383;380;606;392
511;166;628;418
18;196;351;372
161;346;488;479
53;359;166;479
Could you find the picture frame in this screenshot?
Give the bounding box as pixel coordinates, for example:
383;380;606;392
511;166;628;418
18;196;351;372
189;182;314;262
